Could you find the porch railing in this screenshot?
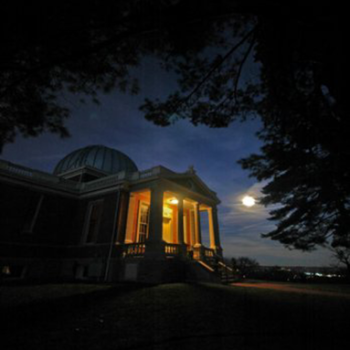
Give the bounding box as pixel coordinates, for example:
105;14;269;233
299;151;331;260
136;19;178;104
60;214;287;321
123;243;146;257
204;247;215;258
122;242;216;261
202;247;217;266
164;243;181;255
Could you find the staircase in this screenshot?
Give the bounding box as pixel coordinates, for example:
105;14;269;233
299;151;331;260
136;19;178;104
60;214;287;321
195;254;238;284
217;261;237;284
186;260;222;283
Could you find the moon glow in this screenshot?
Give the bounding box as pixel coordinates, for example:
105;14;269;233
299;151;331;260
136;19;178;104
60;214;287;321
242;195;256;207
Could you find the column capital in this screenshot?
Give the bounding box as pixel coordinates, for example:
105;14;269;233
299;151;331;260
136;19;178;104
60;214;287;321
177;196;184;205
150;181;165;193
208;205;218;212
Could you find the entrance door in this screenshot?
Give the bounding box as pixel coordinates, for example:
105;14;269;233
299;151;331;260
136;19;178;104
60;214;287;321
162;217;172;243
162;205;173;243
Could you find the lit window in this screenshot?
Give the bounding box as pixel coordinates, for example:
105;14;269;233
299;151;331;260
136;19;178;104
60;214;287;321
137;203;150;243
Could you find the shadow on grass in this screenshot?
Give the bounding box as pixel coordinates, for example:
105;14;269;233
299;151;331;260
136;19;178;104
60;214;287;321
2;282;350;350
2;282;150;331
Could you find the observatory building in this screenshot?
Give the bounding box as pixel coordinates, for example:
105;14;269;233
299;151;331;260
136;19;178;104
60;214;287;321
0;145;227;283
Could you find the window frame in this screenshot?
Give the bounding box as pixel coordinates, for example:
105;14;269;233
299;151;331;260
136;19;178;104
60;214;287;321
136;201;150;243
22;194;44;234
82;199;104;244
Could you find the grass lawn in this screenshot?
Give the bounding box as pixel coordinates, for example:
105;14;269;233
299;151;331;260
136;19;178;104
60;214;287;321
2;282;350;350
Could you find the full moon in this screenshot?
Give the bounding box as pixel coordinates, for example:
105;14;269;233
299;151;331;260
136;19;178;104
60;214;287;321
242;195;256;207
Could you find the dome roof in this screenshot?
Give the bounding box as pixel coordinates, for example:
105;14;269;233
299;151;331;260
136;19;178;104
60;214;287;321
54;145;138;175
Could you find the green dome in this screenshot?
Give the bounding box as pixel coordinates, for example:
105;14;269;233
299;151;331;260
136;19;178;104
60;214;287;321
54;145;138;175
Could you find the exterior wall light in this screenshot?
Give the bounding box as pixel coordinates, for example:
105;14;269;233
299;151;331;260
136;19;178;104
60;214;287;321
168;198;179;205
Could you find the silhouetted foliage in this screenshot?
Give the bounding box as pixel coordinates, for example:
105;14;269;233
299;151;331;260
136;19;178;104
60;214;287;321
331;248;350;278
0;0;233;151
257;266;303;282
237;13;348;253
231;256;259;278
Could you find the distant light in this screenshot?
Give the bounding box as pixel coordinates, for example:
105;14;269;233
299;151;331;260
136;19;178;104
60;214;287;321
169;198;179;205
242;196;255;207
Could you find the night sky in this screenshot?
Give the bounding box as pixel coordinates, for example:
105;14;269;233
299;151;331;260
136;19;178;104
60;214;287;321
1;58;332;267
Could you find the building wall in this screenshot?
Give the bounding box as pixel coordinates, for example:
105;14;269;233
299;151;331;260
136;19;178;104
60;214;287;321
77;192;120;245
0;182;78;245
0;180;123;281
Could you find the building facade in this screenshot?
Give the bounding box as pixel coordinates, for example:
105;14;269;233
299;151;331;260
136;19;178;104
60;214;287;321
0;145;227;284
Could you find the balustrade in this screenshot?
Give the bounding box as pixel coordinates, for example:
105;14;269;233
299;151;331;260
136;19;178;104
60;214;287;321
123;243;146;257
122;242;215;260
164;243;180;255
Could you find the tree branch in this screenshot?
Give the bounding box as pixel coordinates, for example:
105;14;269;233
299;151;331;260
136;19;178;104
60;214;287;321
209;30;257;117
184;25;258;105
233;30;256;102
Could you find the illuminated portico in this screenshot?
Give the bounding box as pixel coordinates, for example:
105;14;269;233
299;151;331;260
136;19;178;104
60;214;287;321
123;174;222;261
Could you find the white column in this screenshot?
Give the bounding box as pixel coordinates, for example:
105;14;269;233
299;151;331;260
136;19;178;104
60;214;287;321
193;202;202;247
208;207;216;249
210;206;222;255
148;186;164;242
177;196;184;244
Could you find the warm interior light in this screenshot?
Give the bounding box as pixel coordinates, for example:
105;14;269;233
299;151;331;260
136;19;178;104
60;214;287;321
168;198;179;205
163;206;172;217
242;195;255;207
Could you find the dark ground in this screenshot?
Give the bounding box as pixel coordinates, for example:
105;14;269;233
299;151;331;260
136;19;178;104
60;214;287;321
1;282;349;350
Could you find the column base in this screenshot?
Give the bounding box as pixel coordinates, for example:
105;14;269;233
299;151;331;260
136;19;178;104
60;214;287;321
193;245;204;260
179;243;189;258
145;240;166;260
210;246;223;258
